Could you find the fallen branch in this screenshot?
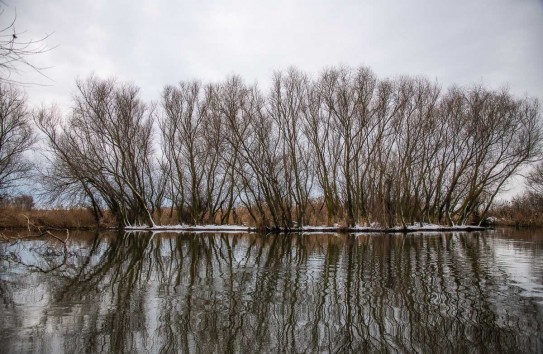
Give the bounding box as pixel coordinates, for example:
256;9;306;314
19;214;70;244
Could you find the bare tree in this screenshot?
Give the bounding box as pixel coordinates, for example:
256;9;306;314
269;68;314;227
0;83;34;192
36;76;159;227
0;6;52;84
159;81;234;225
526;162;543;196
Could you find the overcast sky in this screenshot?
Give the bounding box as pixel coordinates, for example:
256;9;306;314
3;0;543;111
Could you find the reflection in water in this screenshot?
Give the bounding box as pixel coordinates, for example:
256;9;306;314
1;230;543;353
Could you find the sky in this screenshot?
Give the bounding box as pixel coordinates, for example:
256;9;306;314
2;0;543;112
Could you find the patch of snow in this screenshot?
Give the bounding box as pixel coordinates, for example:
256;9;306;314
125;224;256;232
123;222;487;233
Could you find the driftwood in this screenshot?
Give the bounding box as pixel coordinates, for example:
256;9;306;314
0;214;70;273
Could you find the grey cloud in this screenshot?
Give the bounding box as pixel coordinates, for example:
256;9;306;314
2;0;542;108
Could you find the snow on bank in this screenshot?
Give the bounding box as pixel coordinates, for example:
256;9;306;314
125;224;257;232
124;223;487;233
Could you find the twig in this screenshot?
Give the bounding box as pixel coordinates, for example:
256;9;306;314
19;213;69;244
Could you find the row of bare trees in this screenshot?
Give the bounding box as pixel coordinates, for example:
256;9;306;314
3;66;541;228
153;67;541;228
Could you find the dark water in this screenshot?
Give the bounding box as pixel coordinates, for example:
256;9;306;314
1;229;542;353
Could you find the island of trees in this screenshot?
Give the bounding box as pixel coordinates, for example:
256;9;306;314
1;66;542;230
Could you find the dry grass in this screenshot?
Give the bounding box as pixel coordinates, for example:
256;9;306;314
0;198;429;229
0;207;115;229
152;200;350;228
488;193;543;228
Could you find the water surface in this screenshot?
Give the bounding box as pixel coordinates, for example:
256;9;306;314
1;229;542;353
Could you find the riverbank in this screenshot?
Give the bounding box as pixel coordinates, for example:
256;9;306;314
0;208;490;234
124;223;489;233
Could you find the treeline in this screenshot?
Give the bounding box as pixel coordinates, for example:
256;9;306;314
489;162;543;227
2;66;542;228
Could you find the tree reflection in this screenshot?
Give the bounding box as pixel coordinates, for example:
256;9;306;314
0;231;542;353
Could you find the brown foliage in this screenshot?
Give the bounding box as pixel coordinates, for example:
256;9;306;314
0;207;115;229
488;192;543;228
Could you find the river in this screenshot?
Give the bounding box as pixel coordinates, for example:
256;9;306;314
1;229;542;353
